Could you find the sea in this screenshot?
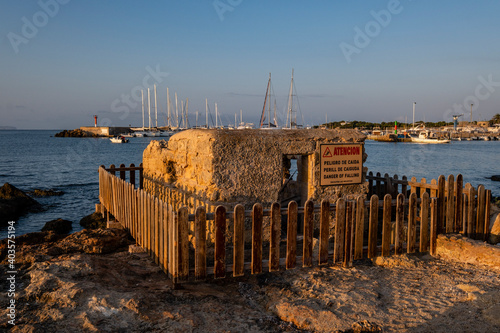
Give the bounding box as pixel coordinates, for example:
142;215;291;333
1;130;499;236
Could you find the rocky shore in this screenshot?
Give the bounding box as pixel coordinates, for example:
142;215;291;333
0;224;499;332
54;129;101;138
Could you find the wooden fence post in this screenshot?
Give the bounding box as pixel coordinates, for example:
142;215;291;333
367;195;379;259
420;192;429;252
381;194;392;257
395;193;404;255
375;172;382;197
139;162;144;189
109;164;116;176
430;198;438;256
176;207;189;283
462;193;468;235
343;200;354;268
437;175;446;234
251;203;263;275
269;202;281;272
334;198;346;263
446;175;455;233
354;196;365;260
214;206;226;279
195;206;207;281
233;204;245;277
401;175;408;198
455;174;463;233
303;200;314;268
286;201;298;269
476;185;486;240
319;200;330;265
467;186;476;238
120;163;126;180
407;192;417;253
368;171;374;197
484;190;491;242
130;163;136;187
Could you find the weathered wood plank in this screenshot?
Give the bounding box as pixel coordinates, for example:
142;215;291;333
476;185;486;240
401;175;408;198
381;194;392;257
233;204;245;277
455;174;463;233
484;190;491;242
407;192;417;253
269;202;281;272
319;199;330;265
334;198;346;263
252;203;263;274
430;198;438;256
195;206;207;280
303;200;314;268
177;207;189;282
462;193;468;234
354;196;365;260
420;192;429;252
395;193;404;255
214;206;226;279
286;201;298;269
446;175;455;233
467;186;476;238
343;200;354;268
367;195;379;259
437;175;446;234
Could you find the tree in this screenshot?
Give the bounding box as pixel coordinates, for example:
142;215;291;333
491;113;500;124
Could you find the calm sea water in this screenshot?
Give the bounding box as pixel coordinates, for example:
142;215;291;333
1;130;499;236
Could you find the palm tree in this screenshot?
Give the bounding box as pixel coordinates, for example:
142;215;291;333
492;113;500;124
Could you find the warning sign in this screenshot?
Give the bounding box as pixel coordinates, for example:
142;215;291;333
320;144;363;186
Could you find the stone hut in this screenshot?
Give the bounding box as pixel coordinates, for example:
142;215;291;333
142;128;368;211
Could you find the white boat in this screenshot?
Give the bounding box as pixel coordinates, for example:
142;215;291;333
110;136;129;143
410;131;450;144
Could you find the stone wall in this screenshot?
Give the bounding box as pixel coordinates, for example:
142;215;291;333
142;128;368;210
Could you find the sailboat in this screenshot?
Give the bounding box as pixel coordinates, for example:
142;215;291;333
259;73;279;129
285;69;302;129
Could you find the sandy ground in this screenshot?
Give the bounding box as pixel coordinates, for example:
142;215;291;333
1;230;499;333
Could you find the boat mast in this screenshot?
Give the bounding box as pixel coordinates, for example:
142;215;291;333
141;90;145;130
175;93;179;128
412;102;416;130
205;98;209;128
154;84;158;128
215;103;218;128
287;69;295;128
259;73;271;128
273;99;278;127
167;87;170;128
181;100;185;128
185;98;189;128
147;88;151;130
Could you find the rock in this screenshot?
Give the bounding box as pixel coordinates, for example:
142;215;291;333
80;212;107;229
436;233;500;269
489;214;500;244
490;175;500;182
42;218;73;234
54;129;99;137
30;189;64;196
56;228;131;254
0;182;40;225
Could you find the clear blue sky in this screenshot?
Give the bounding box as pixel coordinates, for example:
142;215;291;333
1;0;499;129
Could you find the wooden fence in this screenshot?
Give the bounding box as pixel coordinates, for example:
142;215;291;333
99;166;492;284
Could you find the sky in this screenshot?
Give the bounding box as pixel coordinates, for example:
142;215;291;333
1;0;500;129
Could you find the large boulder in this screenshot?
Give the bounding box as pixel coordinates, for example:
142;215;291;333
489;214;500;244
79;212;107;229
42;218;73;234
0;183;40;225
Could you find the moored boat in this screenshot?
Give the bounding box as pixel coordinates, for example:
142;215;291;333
110;136;129;143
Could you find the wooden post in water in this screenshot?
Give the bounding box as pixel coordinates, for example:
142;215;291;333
381;194;392;257
319;200;330;265
286;201;298;269
367;195;379;259
214;206;226;279
354;196;365;260
269;202;281;272
251;203;263;274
